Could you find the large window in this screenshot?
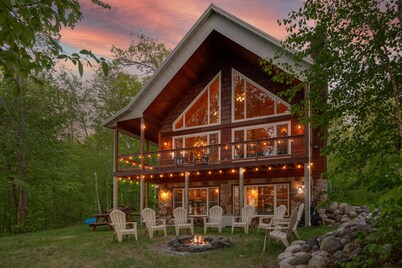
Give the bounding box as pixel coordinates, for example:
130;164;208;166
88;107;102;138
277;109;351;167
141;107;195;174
173;132;220;163
232;69;289;121
233;184;289;216
173;187;219;216
232;122;290;159
173;73;220;130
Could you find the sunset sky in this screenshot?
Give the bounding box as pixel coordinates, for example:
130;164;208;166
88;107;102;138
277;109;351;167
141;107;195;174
60;0;303;60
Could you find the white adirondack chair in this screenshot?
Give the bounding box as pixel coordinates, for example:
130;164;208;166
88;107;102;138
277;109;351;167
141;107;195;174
293;203;304;239
203;205;223;234
257;204;287;234
141;208;167;239
173;207;194;236
109;209;138;242
231;205;255;234
263;206;299;251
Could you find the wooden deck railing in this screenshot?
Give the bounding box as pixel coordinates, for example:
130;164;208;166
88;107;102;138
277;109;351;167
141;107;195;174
117;135;305;172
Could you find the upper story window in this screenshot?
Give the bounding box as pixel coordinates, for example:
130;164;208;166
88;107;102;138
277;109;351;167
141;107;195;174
232;69;290;122
173;72;221;130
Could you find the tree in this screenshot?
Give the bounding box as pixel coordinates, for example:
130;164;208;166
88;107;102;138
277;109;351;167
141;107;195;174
261;0;401;265
111;32;171;77
0;0;110;91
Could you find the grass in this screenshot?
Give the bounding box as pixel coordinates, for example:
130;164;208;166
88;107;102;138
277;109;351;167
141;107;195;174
0;224;335;268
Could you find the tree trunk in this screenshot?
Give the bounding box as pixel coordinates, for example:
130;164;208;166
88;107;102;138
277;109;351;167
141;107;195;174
94;171;101;214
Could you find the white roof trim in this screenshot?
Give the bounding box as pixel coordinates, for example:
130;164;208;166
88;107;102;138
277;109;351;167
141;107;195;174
103;4;312;128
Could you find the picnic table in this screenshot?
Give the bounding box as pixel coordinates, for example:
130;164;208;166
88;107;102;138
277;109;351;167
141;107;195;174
89;214;112;231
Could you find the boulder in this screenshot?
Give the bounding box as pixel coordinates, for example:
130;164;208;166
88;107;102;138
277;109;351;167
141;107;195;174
280;263;293;268
285;244;302;253
308;255;327;268
291;240;307;246
296;265;308;268
278;252;294;262
343;243;356;254
324;219;336;225
320;236;342;254
301;244;312;252
333;250;348;262
293;252;312;265
339;203;348;211
330;202;339;210
340;216;351;223
280;256;297;266
333;209;341;216
349;211;358;219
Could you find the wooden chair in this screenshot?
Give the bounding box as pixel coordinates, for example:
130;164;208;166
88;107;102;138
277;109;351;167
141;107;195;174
292;203;304;239
231;205;255;234
141;208;167;239
109;209;138;242
203;205;223;234
173;207;194;236
257;204;286;234
263;206;299;251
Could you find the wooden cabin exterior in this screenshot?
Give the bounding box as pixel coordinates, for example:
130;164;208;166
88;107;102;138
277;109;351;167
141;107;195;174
103;5;326;225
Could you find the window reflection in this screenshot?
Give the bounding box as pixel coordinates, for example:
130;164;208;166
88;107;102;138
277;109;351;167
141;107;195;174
233;70;289;120
174;74;220;130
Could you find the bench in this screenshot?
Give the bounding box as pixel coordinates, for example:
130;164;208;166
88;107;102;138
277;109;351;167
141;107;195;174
89;222;110;231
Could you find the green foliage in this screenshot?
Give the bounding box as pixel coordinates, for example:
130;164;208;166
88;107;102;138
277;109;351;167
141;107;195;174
0;0;110;92
261;0;402;265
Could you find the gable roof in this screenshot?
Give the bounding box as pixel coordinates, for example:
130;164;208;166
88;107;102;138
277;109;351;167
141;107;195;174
103;4;312;128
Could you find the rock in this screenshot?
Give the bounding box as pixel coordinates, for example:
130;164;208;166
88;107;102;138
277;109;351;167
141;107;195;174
317;208;326;215
280;256;297;266
280;263;293;268
320;236;341;254
335;214;342;222
278;252;294;262
350;247;362;257
343;243;356;254
340;216;351;223
285;244;302;253
296;265;308;268
330;202;339;210
345;206;356;215
308;255;327;268
293;252;312;265
333;250;348;262
291;240;307;246
339;203;348;211
349;211;358;219
306;237;319;249
324;219;336;225
311;250;330;259
301;244;312;252
333;209;341;216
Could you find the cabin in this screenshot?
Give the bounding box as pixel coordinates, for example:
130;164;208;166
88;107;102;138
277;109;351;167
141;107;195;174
103;4;326;225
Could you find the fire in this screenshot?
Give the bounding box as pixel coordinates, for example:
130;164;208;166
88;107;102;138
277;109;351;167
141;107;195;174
189;235;207;245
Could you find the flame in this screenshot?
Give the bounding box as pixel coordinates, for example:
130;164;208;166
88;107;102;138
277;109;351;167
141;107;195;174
189;235;207;245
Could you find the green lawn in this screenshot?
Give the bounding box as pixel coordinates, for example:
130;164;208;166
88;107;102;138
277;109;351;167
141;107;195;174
0;224;335;268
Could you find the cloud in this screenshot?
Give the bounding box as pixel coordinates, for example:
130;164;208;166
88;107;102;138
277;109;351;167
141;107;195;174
60;0;301;59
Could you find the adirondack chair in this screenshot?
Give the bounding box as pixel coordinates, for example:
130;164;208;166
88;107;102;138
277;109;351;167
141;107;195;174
173;207;194;236
257;204;287;234
263;206;299;251
231;205;255;234
203;205;223;234
141;208;167;239
293;203;304;239
109;209;138;242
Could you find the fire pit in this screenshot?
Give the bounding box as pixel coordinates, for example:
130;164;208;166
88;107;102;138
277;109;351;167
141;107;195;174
168;235;231;253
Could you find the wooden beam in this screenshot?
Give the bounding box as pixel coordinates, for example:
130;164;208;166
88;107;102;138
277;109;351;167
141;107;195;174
113;127;119;209
184;171;189;217
239;167;244;212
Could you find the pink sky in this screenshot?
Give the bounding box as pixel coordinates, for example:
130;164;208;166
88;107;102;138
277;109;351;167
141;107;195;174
60;0;303;59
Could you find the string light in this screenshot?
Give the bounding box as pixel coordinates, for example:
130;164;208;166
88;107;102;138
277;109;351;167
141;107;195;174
268;166;272;170
208;171;212;174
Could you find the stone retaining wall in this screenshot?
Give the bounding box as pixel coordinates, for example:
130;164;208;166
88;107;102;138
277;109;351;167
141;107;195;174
317;202;371;226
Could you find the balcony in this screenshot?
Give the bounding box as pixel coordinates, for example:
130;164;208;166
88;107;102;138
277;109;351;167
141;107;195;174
116;135;306;175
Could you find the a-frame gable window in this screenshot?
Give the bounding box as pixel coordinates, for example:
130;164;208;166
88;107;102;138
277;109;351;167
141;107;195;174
173;72;221;130
232;69;290;121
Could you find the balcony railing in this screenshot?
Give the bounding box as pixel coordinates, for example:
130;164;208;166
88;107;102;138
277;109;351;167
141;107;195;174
117;135;305;172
